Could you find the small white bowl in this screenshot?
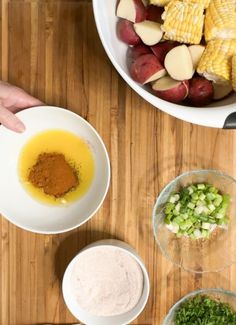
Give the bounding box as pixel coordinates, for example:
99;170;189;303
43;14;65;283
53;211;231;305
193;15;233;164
62;239;150;325
0;106;110;234
92;0;236;128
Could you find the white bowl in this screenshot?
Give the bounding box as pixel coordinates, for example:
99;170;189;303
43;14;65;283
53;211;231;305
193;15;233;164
62;239;150;325
92;0;236;128
0;106;110;234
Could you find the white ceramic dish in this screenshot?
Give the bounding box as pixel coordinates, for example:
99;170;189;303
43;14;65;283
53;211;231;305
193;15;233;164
62;239;150;325
0;106;110;234
92;0;236;128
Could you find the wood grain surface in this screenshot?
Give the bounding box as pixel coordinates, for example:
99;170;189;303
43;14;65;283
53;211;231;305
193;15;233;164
0;1;236;324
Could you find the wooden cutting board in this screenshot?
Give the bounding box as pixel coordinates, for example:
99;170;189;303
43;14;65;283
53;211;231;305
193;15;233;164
0;0;236;324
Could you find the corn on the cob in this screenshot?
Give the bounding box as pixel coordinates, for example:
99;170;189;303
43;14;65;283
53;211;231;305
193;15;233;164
149;0;172;6
204;0;236;41
161;1;205;44
232;56;236;91
197;39;236;83
183;0;211;9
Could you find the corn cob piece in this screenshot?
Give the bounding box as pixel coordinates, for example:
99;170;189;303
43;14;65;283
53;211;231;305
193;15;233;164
183;0;211;9
197;39;236;83
161;1;205;44
204;0;236;41
150;0;172;6
232;56;236;91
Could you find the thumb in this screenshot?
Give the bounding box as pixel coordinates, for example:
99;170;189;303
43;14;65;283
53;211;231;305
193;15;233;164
0;104;25;133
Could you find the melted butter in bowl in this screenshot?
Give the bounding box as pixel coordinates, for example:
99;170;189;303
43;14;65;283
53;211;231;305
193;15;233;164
18;129;95;206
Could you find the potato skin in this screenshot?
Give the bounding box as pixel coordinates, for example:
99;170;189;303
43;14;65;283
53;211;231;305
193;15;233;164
151;41;179;65
117;19;141;45
133;0;146;22
129;53;164;84
188;77;214;106
127;44;151;65
146;5;163;23
153;80;189;103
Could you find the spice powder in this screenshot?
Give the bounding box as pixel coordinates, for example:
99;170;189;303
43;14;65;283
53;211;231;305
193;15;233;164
18;129;95;205
28;152;79;198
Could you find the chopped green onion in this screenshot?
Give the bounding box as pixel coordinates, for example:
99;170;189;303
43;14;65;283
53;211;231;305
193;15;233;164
197;184;205;190
163;183;230;240
187;202;195;210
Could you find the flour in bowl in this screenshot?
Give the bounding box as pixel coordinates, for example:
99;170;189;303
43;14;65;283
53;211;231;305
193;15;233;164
70;246;144;316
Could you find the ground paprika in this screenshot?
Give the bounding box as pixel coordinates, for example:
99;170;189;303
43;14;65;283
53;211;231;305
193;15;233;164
28;152;79;198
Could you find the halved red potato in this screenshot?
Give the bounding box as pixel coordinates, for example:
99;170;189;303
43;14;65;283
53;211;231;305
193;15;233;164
152;76;189;103
134;20;163;46
127;44;152;64
117;19;141;45
164;45;194;81
117;0;146;23
130;53;166;84
151;41;179;65
188;77;214;106
188;45;205;70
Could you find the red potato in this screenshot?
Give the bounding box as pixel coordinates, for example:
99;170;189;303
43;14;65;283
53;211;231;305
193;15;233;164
117;19;141;45
164;45;194;81
134;20;163;46
129;53;166;84
188;45;205;70
146;5;164;23
151;41;179;65
188;77;214;106
152;76;189;103
127;44;152;65
117;0;146;23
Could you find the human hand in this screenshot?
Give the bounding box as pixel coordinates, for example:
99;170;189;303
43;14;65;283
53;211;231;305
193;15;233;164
0;81;43;133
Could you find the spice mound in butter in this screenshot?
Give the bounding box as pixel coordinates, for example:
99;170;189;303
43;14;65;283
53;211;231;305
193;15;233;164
28;152;78;198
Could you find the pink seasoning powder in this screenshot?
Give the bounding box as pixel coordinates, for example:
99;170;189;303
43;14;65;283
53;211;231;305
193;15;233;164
70;246;144;317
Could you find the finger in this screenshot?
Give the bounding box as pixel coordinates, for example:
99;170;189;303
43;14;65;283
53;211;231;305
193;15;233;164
18;93;44;107
2;87;44;112
0;105;25;133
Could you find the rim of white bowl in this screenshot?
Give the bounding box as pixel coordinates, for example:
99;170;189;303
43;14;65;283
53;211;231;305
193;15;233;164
152;169;236;273
0;106;111;235
62;239;150;325
92;0;236;128
163;288;236;324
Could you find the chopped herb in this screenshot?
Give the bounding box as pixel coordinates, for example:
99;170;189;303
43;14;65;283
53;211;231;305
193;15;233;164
164;183;230;239
175;295;236;325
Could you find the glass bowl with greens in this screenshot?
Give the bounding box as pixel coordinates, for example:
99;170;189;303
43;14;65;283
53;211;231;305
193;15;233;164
152;170;236;273
163;288;236;325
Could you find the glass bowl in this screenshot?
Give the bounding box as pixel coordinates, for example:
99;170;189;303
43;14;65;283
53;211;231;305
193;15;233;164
152;170;236;273
163;288;236;325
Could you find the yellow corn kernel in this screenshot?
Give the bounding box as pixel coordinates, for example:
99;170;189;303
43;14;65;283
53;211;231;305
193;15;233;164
149;0;172;6
149;0;171;5
204;0;236;41
232;56;236;91
197;39;236;83
183;0;211;9
161;1;205;44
